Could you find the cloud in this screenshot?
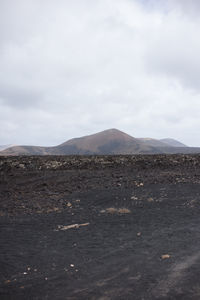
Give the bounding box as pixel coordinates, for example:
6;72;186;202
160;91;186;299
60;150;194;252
0;0;200;146
168;0;200;15
144;12;200;91
139;0;200;14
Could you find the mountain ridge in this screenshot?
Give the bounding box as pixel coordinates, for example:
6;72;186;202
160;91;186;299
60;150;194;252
0;128;199;156
160;138;187;147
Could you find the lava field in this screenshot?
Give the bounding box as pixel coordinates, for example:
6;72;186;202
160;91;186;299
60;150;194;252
1;155;200;299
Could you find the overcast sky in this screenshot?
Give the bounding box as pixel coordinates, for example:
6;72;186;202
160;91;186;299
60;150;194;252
0;0;200;146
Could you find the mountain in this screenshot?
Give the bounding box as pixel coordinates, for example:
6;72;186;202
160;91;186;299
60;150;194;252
0;128;199;156
58;128;158;154
0;144;16;151
1;129;160;156
60;128;135;152
138;138;170;148
160;138;187;147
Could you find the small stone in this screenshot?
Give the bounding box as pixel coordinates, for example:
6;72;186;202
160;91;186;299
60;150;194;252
70;264;74;268
4;280;11;284
161;254;170;259
147;197;154;202
19;164;25;169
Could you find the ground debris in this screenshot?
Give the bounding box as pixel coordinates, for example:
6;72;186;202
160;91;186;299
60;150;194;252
131;196;138;200
135;182;144;187
147;197;154;202
100;207;131;214
4;280;11;284
161;254;171;260
56;223;89;231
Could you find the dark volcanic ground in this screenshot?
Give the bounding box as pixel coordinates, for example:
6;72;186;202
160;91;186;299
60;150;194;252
1;155;200;299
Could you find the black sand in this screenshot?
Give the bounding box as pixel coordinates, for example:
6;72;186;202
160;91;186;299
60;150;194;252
1;155;200;299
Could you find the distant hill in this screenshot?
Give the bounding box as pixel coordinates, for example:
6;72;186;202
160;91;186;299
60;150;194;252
138;138;170;148
160;138;187;147
0;129;199;156
0;144;16;151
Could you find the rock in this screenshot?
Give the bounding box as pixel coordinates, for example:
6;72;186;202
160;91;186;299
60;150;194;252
100;207;131;214
4;280;11;284
131;196;138;200
161;254;170;259
147;197;154;202
19;164;25;169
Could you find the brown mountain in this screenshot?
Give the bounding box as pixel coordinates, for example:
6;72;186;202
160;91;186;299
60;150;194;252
58;128;158;154
0;128;199;156
1;129;159;156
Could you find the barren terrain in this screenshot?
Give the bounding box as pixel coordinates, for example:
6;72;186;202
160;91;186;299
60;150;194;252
1;155;200;299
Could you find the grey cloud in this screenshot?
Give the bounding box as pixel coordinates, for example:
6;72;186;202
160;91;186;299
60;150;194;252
168;0;200;14
138;0;200;14
0;0;200;146
0;86;43;108
144;11;200;91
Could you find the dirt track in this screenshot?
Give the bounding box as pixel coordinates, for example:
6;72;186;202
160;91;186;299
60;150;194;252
1;155;200;299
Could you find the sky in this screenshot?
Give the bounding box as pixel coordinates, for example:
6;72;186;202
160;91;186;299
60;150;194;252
0;0;200;147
